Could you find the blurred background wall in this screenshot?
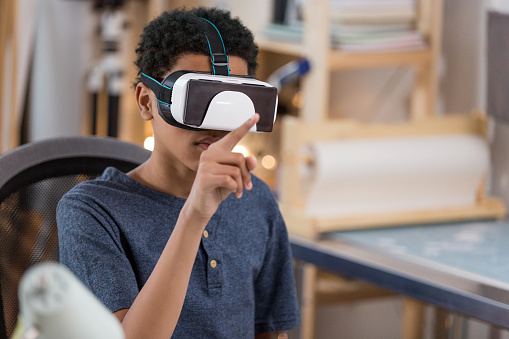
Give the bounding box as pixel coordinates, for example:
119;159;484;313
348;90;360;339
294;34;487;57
0;0;492;147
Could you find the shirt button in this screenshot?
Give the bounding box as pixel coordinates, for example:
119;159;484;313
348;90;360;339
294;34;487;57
203;230;209;238
210;260;217;268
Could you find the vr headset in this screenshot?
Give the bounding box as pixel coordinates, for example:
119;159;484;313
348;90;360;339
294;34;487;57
140;18;278;132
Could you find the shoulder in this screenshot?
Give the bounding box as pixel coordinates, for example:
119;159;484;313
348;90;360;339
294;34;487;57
60;167;134;202
220;174;284;231
236;174;287;231
56;167;146;247
247;175;278;206
237;174;283;222
57;167;133;218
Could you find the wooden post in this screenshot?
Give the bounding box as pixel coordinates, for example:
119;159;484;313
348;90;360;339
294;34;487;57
147;0;167;20
401;298;424;339
0;0;6;151
9;0;18;149
433;307;450;339
299;264;317;339
279;117;305;209
300;0;330;122
411;59;432;119
0;0;19;152
411;0;443;119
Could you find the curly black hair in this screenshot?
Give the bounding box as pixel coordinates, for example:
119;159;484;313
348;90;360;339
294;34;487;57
134;7;258;83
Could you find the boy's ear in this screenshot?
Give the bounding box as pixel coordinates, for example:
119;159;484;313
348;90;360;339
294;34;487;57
135;82;156;121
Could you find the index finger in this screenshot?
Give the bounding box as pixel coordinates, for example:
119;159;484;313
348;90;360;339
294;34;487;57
215;113;260;151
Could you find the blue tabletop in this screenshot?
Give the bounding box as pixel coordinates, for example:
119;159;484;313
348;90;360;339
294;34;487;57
329;220;509;287
290;219;509;328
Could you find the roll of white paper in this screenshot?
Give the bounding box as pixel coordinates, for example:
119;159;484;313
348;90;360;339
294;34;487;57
18;262;124;339
305;135;489;217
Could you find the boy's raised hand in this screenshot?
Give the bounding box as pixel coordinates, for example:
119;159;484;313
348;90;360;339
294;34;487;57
184;114;260;226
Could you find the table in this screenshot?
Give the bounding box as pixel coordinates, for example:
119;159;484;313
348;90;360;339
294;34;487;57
290;220;509;334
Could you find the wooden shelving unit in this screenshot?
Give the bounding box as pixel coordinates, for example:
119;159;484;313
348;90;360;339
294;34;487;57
255;1;502;338
258;0;443;123
256;0;449;233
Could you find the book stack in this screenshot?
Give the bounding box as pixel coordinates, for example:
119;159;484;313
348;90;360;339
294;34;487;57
330;0;426;52
262;0;427;53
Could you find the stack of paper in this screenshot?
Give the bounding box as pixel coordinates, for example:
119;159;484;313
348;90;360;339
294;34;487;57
331;0;426;52
331;25;426;53
261;0;427;54
331;0;417;25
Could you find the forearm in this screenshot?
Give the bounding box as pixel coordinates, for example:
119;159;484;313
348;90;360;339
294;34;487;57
120;205;206;339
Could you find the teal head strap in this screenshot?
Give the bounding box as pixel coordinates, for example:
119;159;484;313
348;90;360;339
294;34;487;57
199;17;230;76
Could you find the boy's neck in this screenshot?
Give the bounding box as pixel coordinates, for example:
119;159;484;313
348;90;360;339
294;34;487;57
128;155;195;199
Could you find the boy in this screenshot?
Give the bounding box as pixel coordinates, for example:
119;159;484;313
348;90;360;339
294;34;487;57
57;6;300;339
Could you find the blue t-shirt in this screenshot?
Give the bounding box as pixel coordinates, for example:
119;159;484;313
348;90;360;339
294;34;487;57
57;167;300;337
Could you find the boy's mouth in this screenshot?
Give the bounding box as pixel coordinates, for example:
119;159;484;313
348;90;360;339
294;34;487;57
195;137;220;150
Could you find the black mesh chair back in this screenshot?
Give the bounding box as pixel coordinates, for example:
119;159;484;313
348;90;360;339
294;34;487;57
0;136;151;338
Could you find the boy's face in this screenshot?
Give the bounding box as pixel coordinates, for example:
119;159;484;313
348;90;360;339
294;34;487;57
137;53;249;173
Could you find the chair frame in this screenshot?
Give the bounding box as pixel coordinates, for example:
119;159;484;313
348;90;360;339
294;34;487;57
0;135;151;339
0;136;151;201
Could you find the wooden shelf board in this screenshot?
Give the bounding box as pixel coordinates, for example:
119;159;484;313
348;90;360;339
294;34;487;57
258;38;433;69
258;38;433;70
329;49;433;70
315;197;506;232
282;113;487;145
282;196;506;238
257;38;304;57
